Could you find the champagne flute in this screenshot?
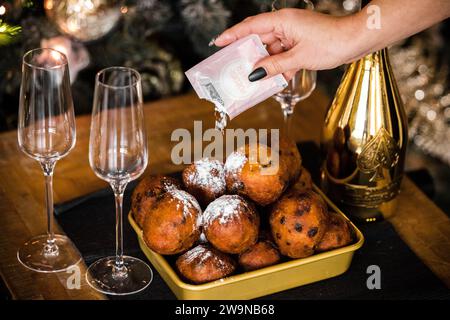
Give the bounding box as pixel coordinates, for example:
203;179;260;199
87;67;152;295
271;0;317;136
17;48;81;272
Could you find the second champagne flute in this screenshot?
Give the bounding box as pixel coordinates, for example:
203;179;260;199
87;67;152;295
272;0;317;136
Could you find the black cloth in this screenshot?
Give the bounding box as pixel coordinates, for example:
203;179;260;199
54;142;450;300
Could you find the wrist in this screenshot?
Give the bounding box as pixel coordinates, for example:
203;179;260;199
339;9;376;64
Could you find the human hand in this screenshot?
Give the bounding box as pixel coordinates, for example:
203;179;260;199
214;9;362;81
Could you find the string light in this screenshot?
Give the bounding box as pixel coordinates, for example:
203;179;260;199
0;5;6;16
44;0;53;10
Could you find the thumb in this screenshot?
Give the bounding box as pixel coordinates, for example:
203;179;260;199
248;49;299;82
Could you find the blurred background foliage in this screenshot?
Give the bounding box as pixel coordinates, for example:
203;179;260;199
0;0;275;130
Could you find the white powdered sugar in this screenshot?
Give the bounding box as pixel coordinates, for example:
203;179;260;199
161;178;179;192
224;151;247;175
224;151;247;190
167;189;202;225
181;245;231;272
203;194;248;227
186;158;226;194
198;232;208;244
182;245;213;265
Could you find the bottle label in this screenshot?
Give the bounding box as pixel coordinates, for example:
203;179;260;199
356;127;400;182
323;127;403;208
342;175;402;208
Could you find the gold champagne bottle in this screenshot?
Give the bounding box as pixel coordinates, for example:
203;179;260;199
320;48;408;223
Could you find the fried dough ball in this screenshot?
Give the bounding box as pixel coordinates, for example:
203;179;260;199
289;167;313;194
182;158;226;207
225;143;290;206
269;190;328;258
143;189;201;255
279;136;302;183
131;175;181;228
316;212;354;252
203;195;259;254
176;244;236;284
238;240;281;271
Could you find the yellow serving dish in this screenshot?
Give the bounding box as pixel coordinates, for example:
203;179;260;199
128;185;364;300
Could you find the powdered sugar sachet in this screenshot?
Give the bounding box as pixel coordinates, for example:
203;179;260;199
185;34;287;130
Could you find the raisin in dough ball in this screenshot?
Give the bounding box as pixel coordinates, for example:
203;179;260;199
225;143;290;206
176;244;236;284
203;195;259;254
316;212;354;252
182;158;226;207
269;190;328;258
143;189;201;255
131;175;181;228
238;240;281;271
279;136;302;184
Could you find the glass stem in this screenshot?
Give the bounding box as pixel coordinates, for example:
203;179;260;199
112;182;127;278
41;160;58;256
281;101;297;138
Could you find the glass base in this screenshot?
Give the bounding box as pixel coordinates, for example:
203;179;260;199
17;234;82;273
86;256;153;296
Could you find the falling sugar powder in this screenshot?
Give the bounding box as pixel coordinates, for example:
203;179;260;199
186;158;226;195
196;80;229;133
203;194;249;226
214;103;229;133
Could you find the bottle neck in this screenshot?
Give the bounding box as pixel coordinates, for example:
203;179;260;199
361;48;385;65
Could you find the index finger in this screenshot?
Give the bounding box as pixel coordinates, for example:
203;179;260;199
214;12;279;46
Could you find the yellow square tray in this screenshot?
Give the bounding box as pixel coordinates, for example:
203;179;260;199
128;185;364;300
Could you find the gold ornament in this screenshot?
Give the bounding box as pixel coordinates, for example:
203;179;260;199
44;0;121;42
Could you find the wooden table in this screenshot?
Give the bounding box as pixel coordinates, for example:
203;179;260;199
1;91;449;299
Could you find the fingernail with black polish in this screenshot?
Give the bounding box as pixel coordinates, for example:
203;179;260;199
208;36;218;47
248;67;267;82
